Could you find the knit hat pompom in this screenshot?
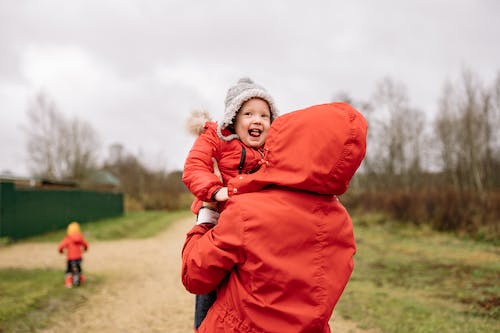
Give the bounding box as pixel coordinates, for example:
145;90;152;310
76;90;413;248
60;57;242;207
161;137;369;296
236;77;253;85
218;77;279;141
186;109;212;136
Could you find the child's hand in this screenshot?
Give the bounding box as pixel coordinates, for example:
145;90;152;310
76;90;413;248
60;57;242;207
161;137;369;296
214;187;229;202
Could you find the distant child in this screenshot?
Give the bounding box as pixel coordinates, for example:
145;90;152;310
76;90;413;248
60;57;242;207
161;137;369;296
183;77;279;330
58;221;88;288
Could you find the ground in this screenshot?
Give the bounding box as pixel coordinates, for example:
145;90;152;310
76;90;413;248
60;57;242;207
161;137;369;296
0;216;376;333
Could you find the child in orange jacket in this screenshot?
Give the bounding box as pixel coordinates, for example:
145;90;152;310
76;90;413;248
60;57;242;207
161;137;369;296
183;78;279;218
58;221;88;288
183;77;279;330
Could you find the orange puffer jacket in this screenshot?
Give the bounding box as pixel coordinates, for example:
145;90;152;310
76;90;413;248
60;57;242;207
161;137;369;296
182;103;367;333
58;233;88;260
182;122;265;214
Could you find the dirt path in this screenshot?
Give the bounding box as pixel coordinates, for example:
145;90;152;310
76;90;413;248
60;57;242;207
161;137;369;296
0;217;375;333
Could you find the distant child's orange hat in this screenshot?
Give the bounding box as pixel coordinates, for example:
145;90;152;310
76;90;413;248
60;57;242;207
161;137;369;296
67;222;81;235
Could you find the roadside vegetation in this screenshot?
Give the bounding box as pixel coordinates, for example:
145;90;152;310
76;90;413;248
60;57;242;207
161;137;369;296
335;213;499;333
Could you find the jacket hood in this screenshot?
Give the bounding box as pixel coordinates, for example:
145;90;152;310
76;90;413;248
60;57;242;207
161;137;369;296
228;102;367;196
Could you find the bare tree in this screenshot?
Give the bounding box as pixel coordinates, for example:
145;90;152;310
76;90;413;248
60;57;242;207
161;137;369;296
25;91;100;181
485;71;500;188
434;81;460;187
461;70;486;193
369;77;426;190
63;117;100;181
404;106;426;188
26;92;62;179
434;69;500;194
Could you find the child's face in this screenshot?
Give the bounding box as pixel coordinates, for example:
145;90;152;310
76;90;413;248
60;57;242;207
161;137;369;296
235;98;271;148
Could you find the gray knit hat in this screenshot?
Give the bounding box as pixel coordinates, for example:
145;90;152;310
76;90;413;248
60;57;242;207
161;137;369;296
218;77;279;141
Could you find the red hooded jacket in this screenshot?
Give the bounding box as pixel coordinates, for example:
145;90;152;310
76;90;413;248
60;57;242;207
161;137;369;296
58;233;88;261
182;102;367;333
182;121;266;214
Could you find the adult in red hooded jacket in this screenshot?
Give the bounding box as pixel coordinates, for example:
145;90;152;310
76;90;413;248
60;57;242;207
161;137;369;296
182;102;367;333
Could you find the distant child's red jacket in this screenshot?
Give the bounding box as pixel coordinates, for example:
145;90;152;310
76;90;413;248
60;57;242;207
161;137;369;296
58;233;88;260
182;121;265;214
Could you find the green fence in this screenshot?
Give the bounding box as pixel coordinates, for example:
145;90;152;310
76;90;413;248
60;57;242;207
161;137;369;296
0;182;123;239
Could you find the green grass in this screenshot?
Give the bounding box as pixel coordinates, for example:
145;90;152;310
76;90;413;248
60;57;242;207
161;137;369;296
24;210;191;242
0;268;102;332
335;213;500;333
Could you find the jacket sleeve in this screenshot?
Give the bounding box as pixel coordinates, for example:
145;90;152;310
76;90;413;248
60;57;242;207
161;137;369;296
181;204;245;294
81;238;88;251
182;123;224;201
58;238;68;252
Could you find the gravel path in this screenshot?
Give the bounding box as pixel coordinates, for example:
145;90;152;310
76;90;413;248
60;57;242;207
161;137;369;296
0;216;375;333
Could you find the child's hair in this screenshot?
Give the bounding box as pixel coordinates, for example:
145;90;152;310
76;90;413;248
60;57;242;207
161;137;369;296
67;222;81;235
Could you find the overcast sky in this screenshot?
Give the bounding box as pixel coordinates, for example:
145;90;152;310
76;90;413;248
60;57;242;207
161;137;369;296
1;0;499;176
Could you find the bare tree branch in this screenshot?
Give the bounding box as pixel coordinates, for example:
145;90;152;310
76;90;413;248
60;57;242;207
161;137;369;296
24;91;100;181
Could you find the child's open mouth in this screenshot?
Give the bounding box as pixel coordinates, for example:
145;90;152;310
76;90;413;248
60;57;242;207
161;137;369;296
249;129;262;137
